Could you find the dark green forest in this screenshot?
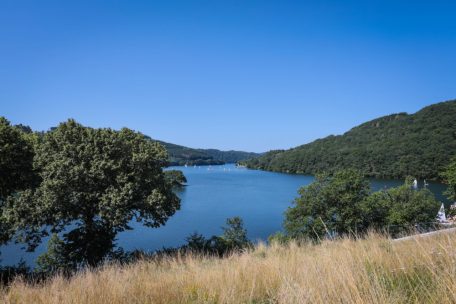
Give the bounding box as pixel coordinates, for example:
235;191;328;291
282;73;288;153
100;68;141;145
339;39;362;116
241;100;456;180
155;140;260;166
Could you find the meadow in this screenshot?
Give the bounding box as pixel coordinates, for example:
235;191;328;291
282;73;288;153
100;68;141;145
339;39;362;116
2;232;456;304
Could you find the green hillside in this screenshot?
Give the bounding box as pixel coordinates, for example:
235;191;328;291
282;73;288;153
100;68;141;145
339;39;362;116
39;129;258;167
199;149;260;164
241;100;456;180
22;129;259;167
156;140;260;166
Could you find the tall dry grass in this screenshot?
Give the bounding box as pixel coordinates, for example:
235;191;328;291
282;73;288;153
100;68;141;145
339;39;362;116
2;232;456;303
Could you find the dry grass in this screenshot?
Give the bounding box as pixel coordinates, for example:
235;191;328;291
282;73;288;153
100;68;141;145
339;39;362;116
2;232;456;303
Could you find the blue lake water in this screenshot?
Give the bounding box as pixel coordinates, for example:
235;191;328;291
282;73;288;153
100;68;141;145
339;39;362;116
0;164;448;266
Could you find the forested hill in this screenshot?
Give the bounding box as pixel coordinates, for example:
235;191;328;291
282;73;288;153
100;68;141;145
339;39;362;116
13;123;259;167
155;140;260;166
241;100;456;180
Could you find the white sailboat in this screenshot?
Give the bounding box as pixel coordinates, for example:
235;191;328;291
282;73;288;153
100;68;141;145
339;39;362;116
412;179;418;190
437;203;447;223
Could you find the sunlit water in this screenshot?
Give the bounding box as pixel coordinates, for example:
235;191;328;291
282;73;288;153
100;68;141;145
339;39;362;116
0;164;448;266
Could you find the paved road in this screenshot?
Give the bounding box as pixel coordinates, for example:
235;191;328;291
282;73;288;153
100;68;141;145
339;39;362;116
393;227;456;242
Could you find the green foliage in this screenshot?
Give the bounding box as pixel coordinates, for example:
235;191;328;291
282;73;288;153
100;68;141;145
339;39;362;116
3;119;180;267
35;234;74;275
185;232;210;252
159;217;252;256
199;149;260;164
156;140;223;166
442;157;456;202
0;117;37;202
284;170;440;240
154;139;260;166
0;117;39;247
220;216;252;250
180;217;252;256
242;100;456;180
164;170;187;186
188;217;251;255
362;178;439;230
284;169;370;240
267;232;290;244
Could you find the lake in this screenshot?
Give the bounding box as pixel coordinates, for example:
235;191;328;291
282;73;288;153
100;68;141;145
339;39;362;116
0;164;448;266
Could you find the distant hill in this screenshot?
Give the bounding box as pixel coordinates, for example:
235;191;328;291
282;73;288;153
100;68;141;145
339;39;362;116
198;149;260;164
241;100;456;180
155;140;260;166
18;124;259;167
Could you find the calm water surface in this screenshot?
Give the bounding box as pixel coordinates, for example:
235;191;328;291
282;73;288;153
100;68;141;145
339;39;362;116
0;164;448;266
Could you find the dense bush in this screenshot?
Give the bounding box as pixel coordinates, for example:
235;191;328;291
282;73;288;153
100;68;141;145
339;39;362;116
284;170;440;240
164;170;187;186
128;217;252;262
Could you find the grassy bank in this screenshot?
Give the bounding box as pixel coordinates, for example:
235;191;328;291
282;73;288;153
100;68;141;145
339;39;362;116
2;233;456;303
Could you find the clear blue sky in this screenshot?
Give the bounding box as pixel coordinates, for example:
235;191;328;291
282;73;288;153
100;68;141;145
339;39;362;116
1;0;455;152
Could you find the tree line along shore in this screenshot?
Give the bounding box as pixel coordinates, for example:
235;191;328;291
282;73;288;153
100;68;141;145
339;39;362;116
1;111;456;303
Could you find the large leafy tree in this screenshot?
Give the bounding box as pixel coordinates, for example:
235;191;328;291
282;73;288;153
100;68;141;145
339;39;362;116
3;120;180;267
284;169;370;240
0;117;36;202
0;117;37;246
